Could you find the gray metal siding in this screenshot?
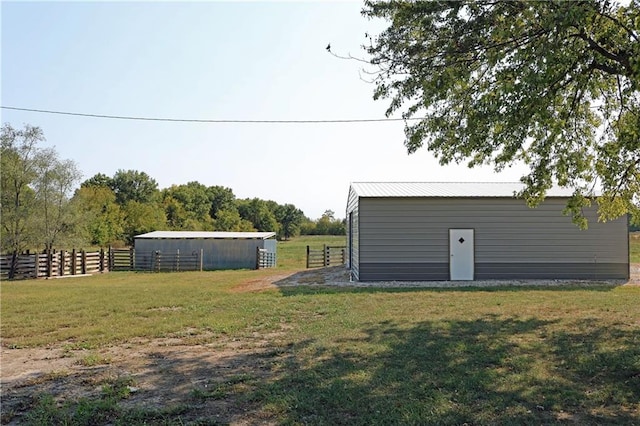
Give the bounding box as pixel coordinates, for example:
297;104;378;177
346;186;359;214
348;208;360;280
474;263;628;280
134;238;268;270
358;262;628;281
346;186;360;280
357;197;628;281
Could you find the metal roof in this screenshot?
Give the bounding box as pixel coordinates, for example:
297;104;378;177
349;182;581;198
135;231;276;240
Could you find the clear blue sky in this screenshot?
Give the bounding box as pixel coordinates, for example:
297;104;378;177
2;1;525;220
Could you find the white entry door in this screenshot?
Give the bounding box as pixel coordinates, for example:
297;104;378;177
449;229;474;280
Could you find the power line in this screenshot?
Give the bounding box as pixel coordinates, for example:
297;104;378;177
1;105;419;124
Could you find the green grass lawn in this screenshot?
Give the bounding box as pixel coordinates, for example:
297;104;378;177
3;235;640;425
276;235;346;269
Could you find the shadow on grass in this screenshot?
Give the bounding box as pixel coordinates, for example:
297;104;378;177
249;317;639;425
10;318;639;425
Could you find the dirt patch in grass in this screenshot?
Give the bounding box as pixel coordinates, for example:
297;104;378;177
228;272;291;293
274;266;350;286
1;268;336;424
228;267;349;293
2;335;286;425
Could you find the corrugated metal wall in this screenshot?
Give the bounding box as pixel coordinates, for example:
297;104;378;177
348;210;360;280
346;187;360;280
134;238;273;270
355;197;628;281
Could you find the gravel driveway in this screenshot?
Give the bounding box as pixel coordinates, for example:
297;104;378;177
275;264;639;288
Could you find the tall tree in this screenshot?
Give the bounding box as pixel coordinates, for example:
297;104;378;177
207;185;237;219
162;182;213;228
72;186;124;246
1;124;44;265
237;198;279;232
275;204;305;240
81;173;113;189
111;169;159;205
1;124;82;275
315;210;346;236
121;200;167;245
34;152;82;250
163;195;190;230
214;209;256;232
363;0;639;226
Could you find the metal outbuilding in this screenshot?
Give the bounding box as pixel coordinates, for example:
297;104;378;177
346;182;629;282
134;231;277;270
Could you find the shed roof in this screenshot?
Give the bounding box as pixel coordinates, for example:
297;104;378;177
350;182;583;198
135;231;276;240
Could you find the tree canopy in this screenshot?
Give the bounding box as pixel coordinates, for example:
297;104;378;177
363;0;639;226
1;124;44;256
73;186;123;246
2;123;344;253
1;124;82;258
111;169;159;205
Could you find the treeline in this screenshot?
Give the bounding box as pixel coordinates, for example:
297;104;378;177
76;171;345;245
1;124;345;254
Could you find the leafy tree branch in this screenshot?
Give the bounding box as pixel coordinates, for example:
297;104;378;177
362;0;639;226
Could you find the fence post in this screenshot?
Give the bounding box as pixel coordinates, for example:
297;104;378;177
81;250;87;275
306;246;310;268
200;249;203;271
99;248;105;273
32;253;37;279
341;248;346;265
7;252;15;279
176;249;180;272
71;249;77;275
47;249;53;278
59;249;66;276
27;251;33;276
155;251;161;272
20;250;29;279
130;247;135;271
256;247;260;270
324;244;329;267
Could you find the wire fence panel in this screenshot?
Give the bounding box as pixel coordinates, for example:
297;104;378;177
257;248;277;269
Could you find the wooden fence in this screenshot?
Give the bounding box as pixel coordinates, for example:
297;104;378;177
2;245;280;280
1;249;108;280
306;245;346;268
109;248;135;271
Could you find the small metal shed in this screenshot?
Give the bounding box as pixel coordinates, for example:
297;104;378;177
346;182;629;282
134;231;277;270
